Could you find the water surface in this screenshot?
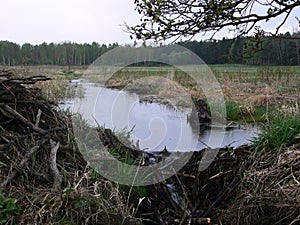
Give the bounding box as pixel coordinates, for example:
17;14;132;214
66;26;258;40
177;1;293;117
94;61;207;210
62;81;260;152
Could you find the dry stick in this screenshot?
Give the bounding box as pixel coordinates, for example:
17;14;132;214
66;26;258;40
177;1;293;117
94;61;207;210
2;105;65;137
35;109;42;127
3;105;47;135
49;139;62;190
0;140;45;188
0;76;51;84
0;128;66;152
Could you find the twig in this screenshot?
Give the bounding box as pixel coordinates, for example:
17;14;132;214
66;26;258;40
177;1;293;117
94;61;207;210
3;105;47;135
35;109;42;127
49;139;62;190
0;140;45;188
172;168;193;225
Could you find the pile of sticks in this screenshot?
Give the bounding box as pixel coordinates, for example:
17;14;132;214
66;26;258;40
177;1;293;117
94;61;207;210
0;70;68;189
138;146;253;225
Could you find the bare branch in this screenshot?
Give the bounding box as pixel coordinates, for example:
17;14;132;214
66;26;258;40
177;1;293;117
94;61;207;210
49;139;62;190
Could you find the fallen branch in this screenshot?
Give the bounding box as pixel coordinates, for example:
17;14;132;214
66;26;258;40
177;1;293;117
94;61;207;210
49;139;62;190
3;105;47;135
0;75;51;84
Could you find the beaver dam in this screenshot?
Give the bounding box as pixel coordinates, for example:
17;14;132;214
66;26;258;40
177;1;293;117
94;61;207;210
0;71;300;225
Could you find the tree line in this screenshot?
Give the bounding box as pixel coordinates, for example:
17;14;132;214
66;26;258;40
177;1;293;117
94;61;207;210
0;41;118;67
179;32;300;66
0;32;300;66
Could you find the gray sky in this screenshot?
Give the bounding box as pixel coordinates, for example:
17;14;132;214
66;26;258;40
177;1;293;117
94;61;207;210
0;0;299;45
0;0;140;45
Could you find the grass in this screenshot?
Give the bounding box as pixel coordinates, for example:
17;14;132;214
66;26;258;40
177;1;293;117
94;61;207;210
224;101;240;121
251;113;300;152
0;191;20;224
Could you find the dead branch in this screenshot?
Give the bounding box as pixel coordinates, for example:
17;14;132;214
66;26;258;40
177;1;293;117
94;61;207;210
0;75;51;84
35;109;42;127
49;139;62;190
3;105;47;135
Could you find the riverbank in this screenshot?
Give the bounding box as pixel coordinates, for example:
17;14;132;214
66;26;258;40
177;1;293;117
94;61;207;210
0;70;299;224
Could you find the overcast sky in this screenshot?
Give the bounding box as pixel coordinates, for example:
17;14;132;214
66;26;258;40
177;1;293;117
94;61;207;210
0;0;299;45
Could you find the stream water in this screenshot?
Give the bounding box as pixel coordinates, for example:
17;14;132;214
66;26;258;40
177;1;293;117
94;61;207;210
62;80;260;152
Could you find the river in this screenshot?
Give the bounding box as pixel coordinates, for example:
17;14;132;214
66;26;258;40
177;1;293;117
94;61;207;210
62;80;260;152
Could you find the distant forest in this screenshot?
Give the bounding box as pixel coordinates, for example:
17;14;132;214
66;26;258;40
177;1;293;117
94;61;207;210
0;32;300;66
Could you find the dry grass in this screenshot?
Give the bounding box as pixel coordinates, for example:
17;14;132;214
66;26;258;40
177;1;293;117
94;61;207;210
219;142;300;225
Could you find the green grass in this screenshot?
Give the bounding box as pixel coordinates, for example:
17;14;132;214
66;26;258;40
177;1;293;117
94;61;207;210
240;106;270;123
251;114;300;152
225;101;241;121
207;100;269;122
0;192;21;224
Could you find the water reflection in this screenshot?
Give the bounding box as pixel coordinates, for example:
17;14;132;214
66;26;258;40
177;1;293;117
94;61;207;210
62;81;260;152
